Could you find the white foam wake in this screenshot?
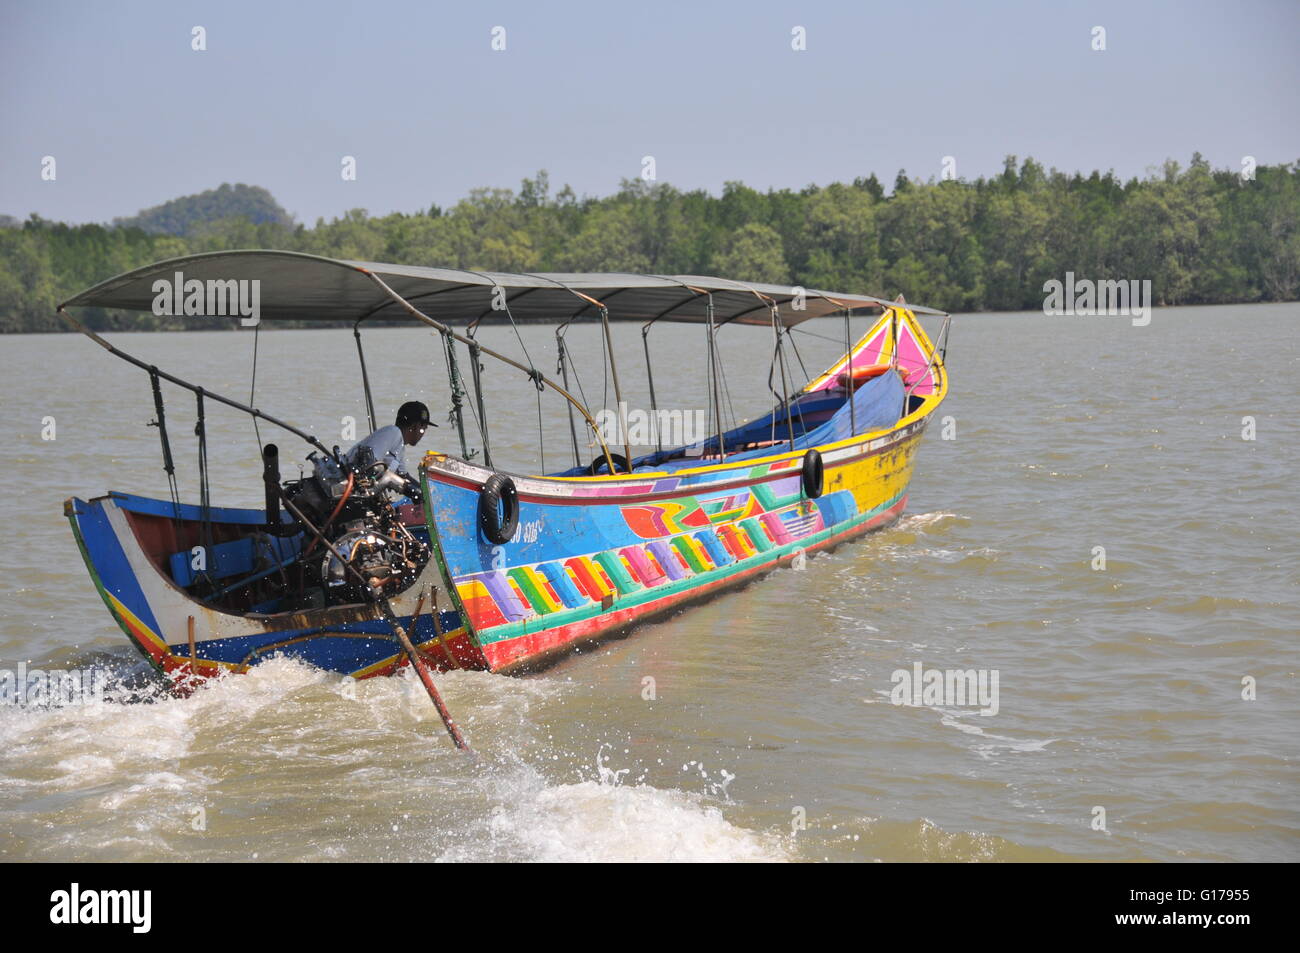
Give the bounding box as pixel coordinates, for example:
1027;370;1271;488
440;770;787;863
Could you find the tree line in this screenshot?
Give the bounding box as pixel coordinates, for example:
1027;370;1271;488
2;154;1296;332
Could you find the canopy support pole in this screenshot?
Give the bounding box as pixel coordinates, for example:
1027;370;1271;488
598;306;633;470
641;324;663;458
467;342;493;470
57;308;340;462
845;308;857;437
937;312;953;363
902;312;952;406
890;307;899;370
556;330;582;468
772;310;796;451
706;297;726;460
353;320;377;433
358;270;618;475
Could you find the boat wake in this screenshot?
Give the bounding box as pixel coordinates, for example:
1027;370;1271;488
848;511;989;565
0;656;786;862
437;761;786;863
893;510;967;531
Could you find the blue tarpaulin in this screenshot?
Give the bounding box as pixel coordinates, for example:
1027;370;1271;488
718;369;905;465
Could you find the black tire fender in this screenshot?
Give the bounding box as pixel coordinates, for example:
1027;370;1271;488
587;453;632;475
801;449;824;499
479;473;520;544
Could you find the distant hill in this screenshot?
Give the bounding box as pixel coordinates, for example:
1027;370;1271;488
113;183;293;235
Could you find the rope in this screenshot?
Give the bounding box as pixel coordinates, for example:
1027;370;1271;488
488;283;547;472
557;330;582;466
533;369;546;474
194;389;215;589
562;326;593;416
712;324;740;440
766;335;781;446
766;310;806;451
249;323;264;452
786;324;812;387
441;333;472;460
455;340;484;449
147;367;181;518
467;342;493;469
790;326;845;345
557;321;597;462
782;327;809;444
774;326;796;450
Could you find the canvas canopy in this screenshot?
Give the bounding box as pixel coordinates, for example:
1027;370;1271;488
58;250;948;327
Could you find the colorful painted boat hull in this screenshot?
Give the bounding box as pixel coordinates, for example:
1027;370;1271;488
64;492;481;682
65;307;946;681
421;412;931;673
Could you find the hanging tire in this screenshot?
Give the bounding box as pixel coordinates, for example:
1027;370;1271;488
479;473;519;544
587;452;631;475
801;449;824;499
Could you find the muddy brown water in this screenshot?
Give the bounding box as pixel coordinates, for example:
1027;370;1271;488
1;305;1296;861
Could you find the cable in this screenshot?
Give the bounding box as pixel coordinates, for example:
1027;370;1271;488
249;322;264;452
194;389;215;590
147;367;181;517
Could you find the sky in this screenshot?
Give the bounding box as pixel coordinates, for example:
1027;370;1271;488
2;0;1298;226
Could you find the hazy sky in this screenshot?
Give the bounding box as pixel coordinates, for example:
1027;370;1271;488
2;0;1297;225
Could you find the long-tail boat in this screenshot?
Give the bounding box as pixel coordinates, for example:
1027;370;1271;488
60;251;951;685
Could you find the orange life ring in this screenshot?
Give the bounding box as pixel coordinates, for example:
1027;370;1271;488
836;363;892;388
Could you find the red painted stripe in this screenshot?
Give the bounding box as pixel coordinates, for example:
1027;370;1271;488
564;557;602;601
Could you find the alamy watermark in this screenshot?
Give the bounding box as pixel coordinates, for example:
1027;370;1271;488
151;270;261;326
596;402;707;447
1;663;108;707
50;884;151;933
890;662;1000;716
1042;271;1151;327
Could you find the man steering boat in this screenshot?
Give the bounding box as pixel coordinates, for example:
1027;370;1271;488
343;400;436;501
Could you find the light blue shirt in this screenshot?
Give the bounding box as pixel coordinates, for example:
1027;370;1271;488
344;425;408;476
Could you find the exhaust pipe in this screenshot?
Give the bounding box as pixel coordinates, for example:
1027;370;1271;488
262;444;282;532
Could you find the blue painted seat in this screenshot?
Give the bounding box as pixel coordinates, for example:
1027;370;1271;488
169;533;303;588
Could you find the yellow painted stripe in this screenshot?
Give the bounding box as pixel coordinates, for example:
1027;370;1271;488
106;593;169;655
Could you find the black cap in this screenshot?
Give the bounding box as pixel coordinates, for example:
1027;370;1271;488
396;400;436;428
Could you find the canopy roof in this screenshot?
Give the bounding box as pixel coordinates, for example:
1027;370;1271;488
59;250;947;327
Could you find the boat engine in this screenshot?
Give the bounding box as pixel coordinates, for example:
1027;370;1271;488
319;519;425;603
282;448;430;605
